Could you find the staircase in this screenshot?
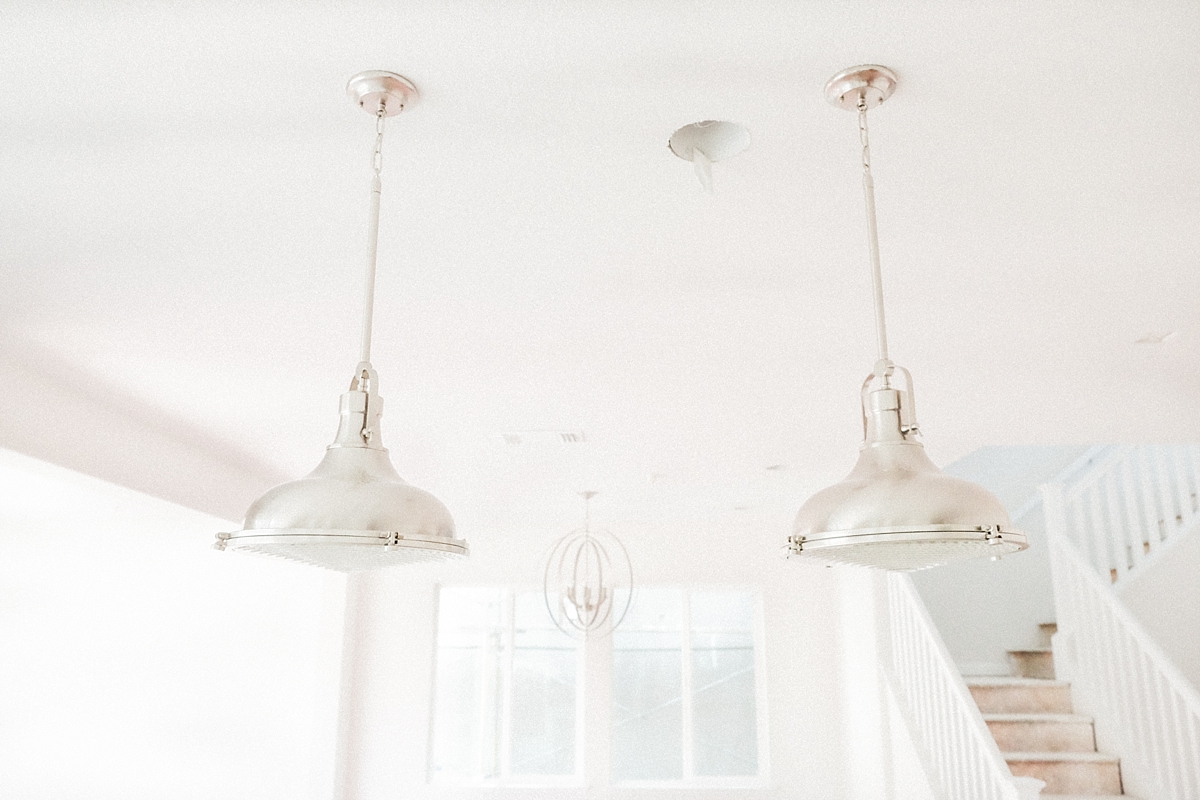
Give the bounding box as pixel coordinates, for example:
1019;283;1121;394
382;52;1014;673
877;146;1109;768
967;623;1132;799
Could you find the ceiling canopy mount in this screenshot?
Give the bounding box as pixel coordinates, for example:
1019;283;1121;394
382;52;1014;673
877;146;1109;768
346;70;419;116
823;64;897;111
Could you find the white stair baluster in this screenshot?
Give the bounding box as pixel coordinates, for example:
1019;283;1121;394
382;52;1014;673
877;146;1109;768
1103;470;1130;579
1169;446;1193;531
1187;445;1200;517
1154;446;1176;544
1119;458;1146;572
1136;447;1162;563
1087;484;1113;580
880;573;1020;800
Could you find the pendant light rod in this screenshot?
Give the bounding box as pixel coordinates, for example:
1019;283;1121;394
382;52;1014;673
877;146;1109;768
858;97;890;371
581;490;597;530
360;102;386;367
345;69;420;368
826;65;899;376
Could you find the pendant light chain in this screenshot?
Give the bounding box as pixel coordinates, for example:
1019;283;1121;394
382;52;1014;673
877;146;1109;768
359;101;387;368
858;95;891;377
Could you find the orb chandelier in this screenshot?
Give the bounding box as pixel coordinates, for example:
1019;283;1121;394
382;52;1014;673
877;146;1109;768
215;71;469;571
786;65;1027;571
543;492;634;638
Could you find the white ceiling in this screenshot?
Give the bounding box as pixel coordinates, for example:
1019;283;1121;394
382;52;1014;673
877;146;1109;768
4;1;1200;541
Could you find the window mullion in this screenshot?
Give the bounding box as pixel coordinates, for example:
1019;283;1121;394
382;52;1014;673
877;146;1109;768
499;589;515;780
681;588;694;781
754;592;769;782
586;617;612;786
478;594;500;779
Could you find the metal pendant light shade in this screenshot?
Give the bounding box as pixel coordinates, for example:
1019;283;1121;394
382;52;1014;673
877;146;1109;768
215;71;468;572
218;365;467;571
789;368;1026;570
787;66;1027;571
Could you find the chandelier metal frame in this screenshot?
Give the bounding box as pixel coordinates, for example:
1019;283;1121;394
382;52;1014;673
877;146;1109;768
542;492;634;639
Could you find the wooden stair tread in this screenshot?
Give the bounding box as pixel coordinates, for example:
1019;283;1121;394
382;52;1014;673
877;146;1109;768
983;712;1092;723
1004;751;1120;763
966;676;1068;687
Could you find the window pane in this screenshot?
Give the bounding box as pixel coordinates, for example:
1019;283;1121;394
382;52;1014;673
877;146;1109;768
430;588;504;780
691;590;755;633
510;592;576;776
691;591;757;776
612;588;683;781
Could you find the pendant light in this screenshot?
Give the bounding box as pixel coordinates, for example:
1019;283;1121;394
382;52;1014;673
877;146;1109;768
786;66;1027;571
214;71;469;572
543;492;634;639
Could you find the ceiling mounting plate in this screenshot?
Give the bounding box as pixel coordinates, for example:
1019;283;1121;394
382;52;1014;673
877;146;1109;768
346;70;419;116
824;65;897;111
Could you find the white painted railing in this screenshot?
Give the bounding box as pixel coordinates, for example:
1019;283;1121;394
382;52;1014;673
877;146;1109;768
1056;444;1200;585
880;573;1022;800
1044;483;1200;800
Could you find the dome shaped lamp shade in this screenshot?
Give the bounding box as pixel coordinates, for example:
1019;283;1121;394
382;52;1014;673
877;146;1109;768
786;66;1027;571
217;364;467;571
215;71;468;572
788;366;1026;570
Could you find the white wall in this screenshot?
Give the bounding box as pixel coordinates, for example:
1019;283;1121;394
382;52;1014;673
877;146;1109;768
0;340;285;521
1118;521;1200;689
334;515;934;800
0;449;345;800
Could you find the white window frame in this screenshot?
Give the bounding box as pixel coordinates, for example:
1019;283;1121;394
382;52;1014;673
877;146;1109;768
610;587;769;789
427;584;769;790
427;585;586;788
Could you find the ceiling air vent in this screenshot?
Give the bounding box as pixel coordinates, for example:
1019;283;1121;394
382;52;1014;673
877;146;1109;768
499;430;587;446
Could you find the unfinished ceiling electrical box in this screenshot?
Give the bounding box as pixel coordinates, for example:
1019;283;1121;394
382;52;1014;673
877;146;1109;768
669;120;751;192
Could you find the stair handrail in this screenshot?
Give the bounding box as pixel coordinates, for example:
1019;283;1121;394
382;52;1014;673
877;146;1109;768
1005;444;1117;524
879;572;1022;800
1043;482;1200;800
1060;445;1131;503
1053;444;1200;585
